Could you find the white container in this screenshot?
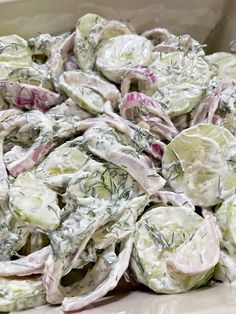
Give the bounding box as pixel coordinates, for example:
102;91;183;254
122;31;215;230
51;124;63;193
0;0;235;51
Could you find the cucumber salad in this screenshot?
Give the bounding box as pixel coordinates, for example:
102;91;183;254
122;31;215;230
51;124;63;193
0;13;236;313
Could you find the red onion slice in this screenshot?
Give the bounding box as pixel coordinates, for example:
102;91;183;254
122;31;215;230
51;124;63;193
119;92;178;140
0;81;64;112
0;246;51;277
121;65;158;96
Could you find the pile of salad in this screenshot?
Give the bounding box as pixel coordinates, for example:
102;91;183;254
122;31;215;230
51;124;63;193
0;13;236;313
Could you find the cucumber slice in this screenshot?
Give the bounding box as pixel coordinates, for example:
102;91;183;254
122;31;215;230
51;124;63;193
59;73;105;115
35;144;88;180
0;277;46;312
131;206;218;293
0;35;32;79
9;172;61;231
216;194;236;255
162;124;236;206
151;52;210;117
205;52;236;79
96;34;153;83
75;13;105;70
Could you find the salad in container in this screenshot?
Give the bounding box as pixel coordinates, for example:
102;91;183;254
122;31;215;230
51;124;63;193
0;0;236;313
